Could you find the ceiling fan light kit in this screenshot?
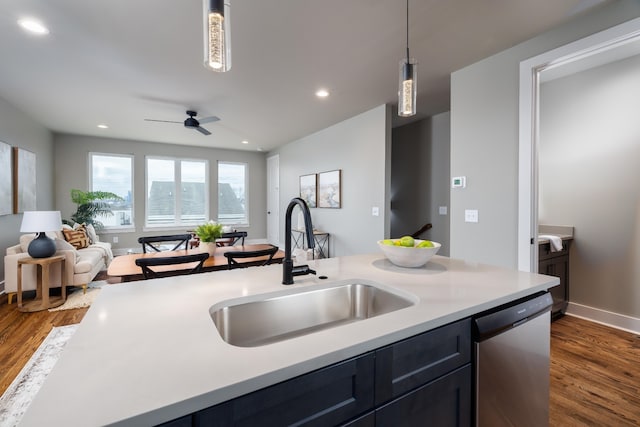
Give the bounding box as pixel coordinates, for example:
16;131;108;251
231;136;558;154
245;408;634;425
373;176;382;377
204;0;231;72
398;0;417;117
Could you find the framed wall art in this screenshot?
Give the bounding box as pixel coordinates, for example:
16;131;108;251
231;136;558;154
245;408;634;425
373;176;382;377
318;169;341;208
13;147;37;213
299;173;317;208
0;141;11;215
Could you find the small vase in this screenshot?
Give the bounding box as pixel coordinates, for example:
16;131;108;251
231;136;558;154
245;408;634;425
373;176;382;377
200;241;217;256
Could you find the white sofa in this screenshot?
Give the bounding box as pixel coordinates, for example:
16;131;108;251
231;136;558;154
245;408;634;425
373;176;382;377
4;231;113;304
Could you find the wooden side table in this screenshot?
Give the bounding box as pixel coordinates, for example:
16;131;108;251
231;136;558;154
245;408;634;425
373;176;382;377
17;255;67;312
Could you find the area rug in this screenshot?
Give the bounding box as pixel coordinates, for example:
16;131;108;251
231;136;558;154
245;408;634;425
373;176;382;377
47;280;106;312
0;324;78;427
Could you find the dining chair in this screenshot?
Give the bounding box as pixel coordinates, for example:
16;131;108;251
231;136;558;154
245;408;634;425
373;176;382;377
134;252;209;279
216;231;248;247
138;234;193;253
223;244;279;269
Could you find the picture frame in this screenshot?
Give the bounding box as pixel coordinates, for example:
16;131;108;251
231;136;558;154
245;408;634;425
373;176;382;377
0;141;12;216
318;169;341;208
299;173;317;208
13;147;37;213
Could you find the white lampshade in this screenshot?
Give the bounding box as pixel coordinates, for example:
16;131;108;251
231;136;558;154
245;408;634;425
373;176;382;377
20;211;62;233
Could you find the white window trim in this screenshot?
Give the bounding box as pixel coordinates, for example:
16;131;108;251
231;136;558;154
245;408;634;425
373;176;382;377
144;155;210;229
217;160;250;227
88;152;135;231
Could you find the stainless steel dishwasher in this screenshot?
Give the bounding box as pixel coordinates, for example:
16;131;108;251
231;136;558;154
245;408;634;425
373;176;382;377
474;292;553;427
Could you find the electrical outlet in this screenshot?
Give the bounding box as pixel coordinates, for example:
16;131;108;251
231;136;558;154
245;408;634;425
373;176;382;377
113;236;118;243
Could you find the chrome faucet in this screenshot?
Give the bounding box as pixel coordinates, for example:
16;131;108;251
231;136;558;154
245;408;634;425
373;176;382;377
282;197;316;285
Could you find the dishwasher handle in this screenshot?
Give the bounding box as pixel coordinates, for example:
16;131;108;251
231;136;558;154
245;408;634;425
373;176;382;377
474;292;553;341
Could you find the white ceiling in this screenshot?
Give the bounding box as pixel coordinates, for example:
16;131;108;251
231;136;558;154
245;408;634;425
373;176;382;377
0;0;610;152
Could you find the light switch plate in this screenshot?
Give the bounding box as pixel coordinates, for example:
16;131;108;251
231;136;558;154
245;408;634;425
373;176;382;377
439;206;447;215
465;209;478;223
372;207;379;217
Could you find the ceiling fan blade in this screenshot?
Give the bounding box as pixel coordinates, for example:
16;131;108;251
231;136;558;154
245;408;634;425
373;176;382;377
195;126;211;135
198;116;220;124
144;119;182;123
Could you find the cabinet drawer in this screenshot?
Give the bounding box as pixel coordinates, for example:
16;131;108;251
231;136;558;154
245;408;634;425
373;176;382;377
375;318;471;405
194;352;375;426
376;364;472;427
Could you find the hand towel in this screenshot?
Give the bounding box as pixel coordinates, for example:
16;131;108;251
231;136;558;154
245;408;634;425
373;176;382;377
539;234;562;252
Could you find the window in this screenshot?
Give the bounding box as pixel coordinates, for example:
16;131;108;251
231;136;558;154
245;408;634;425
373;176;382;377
89;153;134;229
218;162;248;225
145;156;208;228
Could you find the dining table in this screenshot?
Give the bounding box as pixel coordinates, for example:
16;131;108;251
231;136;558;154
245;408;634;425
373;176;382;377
107;244;284;282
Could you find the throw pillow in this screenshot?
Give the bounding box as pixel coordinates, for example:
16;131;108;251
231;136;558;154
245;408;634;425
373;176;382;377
84;223;98;244
62;226;90;249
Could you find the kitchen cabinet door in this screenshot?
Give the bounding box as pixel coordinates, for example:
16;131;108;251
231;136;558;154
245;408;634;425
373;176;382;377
376;365;472;427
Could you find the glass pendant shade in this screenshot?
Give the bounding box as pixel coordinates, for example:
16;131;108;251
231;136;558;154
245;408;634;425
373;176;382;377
398;59;417;117
204;0;231;72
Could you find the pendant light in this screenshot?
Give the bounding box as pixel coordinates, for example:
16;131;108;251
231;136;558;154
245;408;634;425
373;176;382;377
204;0;231;72
398;0;417;117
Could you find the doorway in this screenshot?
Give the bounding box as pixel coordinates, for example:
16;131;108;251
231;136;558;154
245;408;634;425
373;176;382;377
518;17;640;272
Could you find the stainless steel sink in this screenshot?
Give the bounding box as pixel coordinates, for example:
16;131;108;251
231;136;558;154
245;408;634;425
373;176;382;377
210;280;416;347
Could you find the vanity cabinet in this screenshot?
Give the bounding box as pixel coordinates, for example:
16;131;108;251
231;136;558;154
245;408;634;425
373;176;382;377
159;319;471;427
539;239;571;319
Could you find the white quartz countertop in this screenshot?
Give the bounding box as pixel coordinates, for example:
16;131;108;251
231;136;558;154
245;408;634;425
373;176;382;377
20;253;559;426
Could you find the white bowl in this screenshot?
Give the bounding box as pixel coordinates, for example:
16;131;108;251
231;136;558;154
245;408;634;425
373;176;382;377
377;239;441;268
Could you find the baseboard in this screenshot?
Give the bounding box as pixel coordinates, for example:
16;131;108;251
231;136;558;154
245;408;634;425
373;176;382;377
566;302;640;335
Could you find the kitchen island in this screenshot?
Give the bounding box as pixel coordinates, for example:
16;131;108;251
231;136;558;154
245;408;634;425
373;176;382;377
19;253;559;426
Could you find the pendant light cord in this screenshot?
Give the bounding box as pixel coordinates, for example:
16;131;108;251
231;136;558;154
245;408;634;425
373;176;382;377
406;0;410;62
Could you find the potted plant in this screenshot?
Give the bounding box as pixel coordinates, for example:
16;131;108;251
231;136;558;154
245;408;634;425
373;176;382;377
66;189;124;229
194;220;223;255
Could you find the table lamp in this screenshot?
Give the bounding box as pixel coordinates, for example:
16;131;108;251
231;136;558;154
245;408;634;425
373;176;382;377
20;211;62;258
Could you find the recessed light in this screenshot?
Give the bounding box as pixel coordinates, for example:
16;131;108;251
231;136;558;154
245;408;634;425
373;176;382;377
257;147;264;152
315;89;330;98
97;124;109;129
18;18;49;35
241;140;249;144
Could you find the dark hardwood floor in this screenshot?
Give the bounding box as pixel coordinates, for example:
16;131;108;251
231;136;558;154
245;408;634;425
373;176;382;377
1;295;639;425
0;292;88;395
549;315;640;426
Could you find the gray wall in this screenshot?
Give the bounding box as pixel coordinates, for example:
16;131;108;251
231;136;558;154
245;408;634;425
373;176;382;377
539;54;640;318
271;105;391;256
450;0;640;269
391;112;450;255
0;96;54;287
53;134;267;252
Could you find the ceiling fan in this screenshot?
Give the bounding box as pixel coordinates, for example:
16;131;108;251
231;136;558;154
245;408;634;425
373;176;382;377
144;110;220;135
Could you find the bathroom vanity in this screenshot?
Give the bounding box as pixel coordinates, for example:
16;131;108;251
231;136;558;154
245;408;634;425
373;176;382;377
538;225;574;318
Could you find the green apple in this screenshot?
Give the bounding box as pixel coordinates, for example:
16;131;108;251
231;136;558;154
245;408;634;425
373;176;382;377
399;236;415;247
417;240;434;248
382;239;394;246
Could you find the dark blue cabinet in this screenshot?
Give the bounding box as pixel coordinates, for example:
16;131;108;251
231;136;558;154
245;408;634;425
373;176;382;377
159;319;471;427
